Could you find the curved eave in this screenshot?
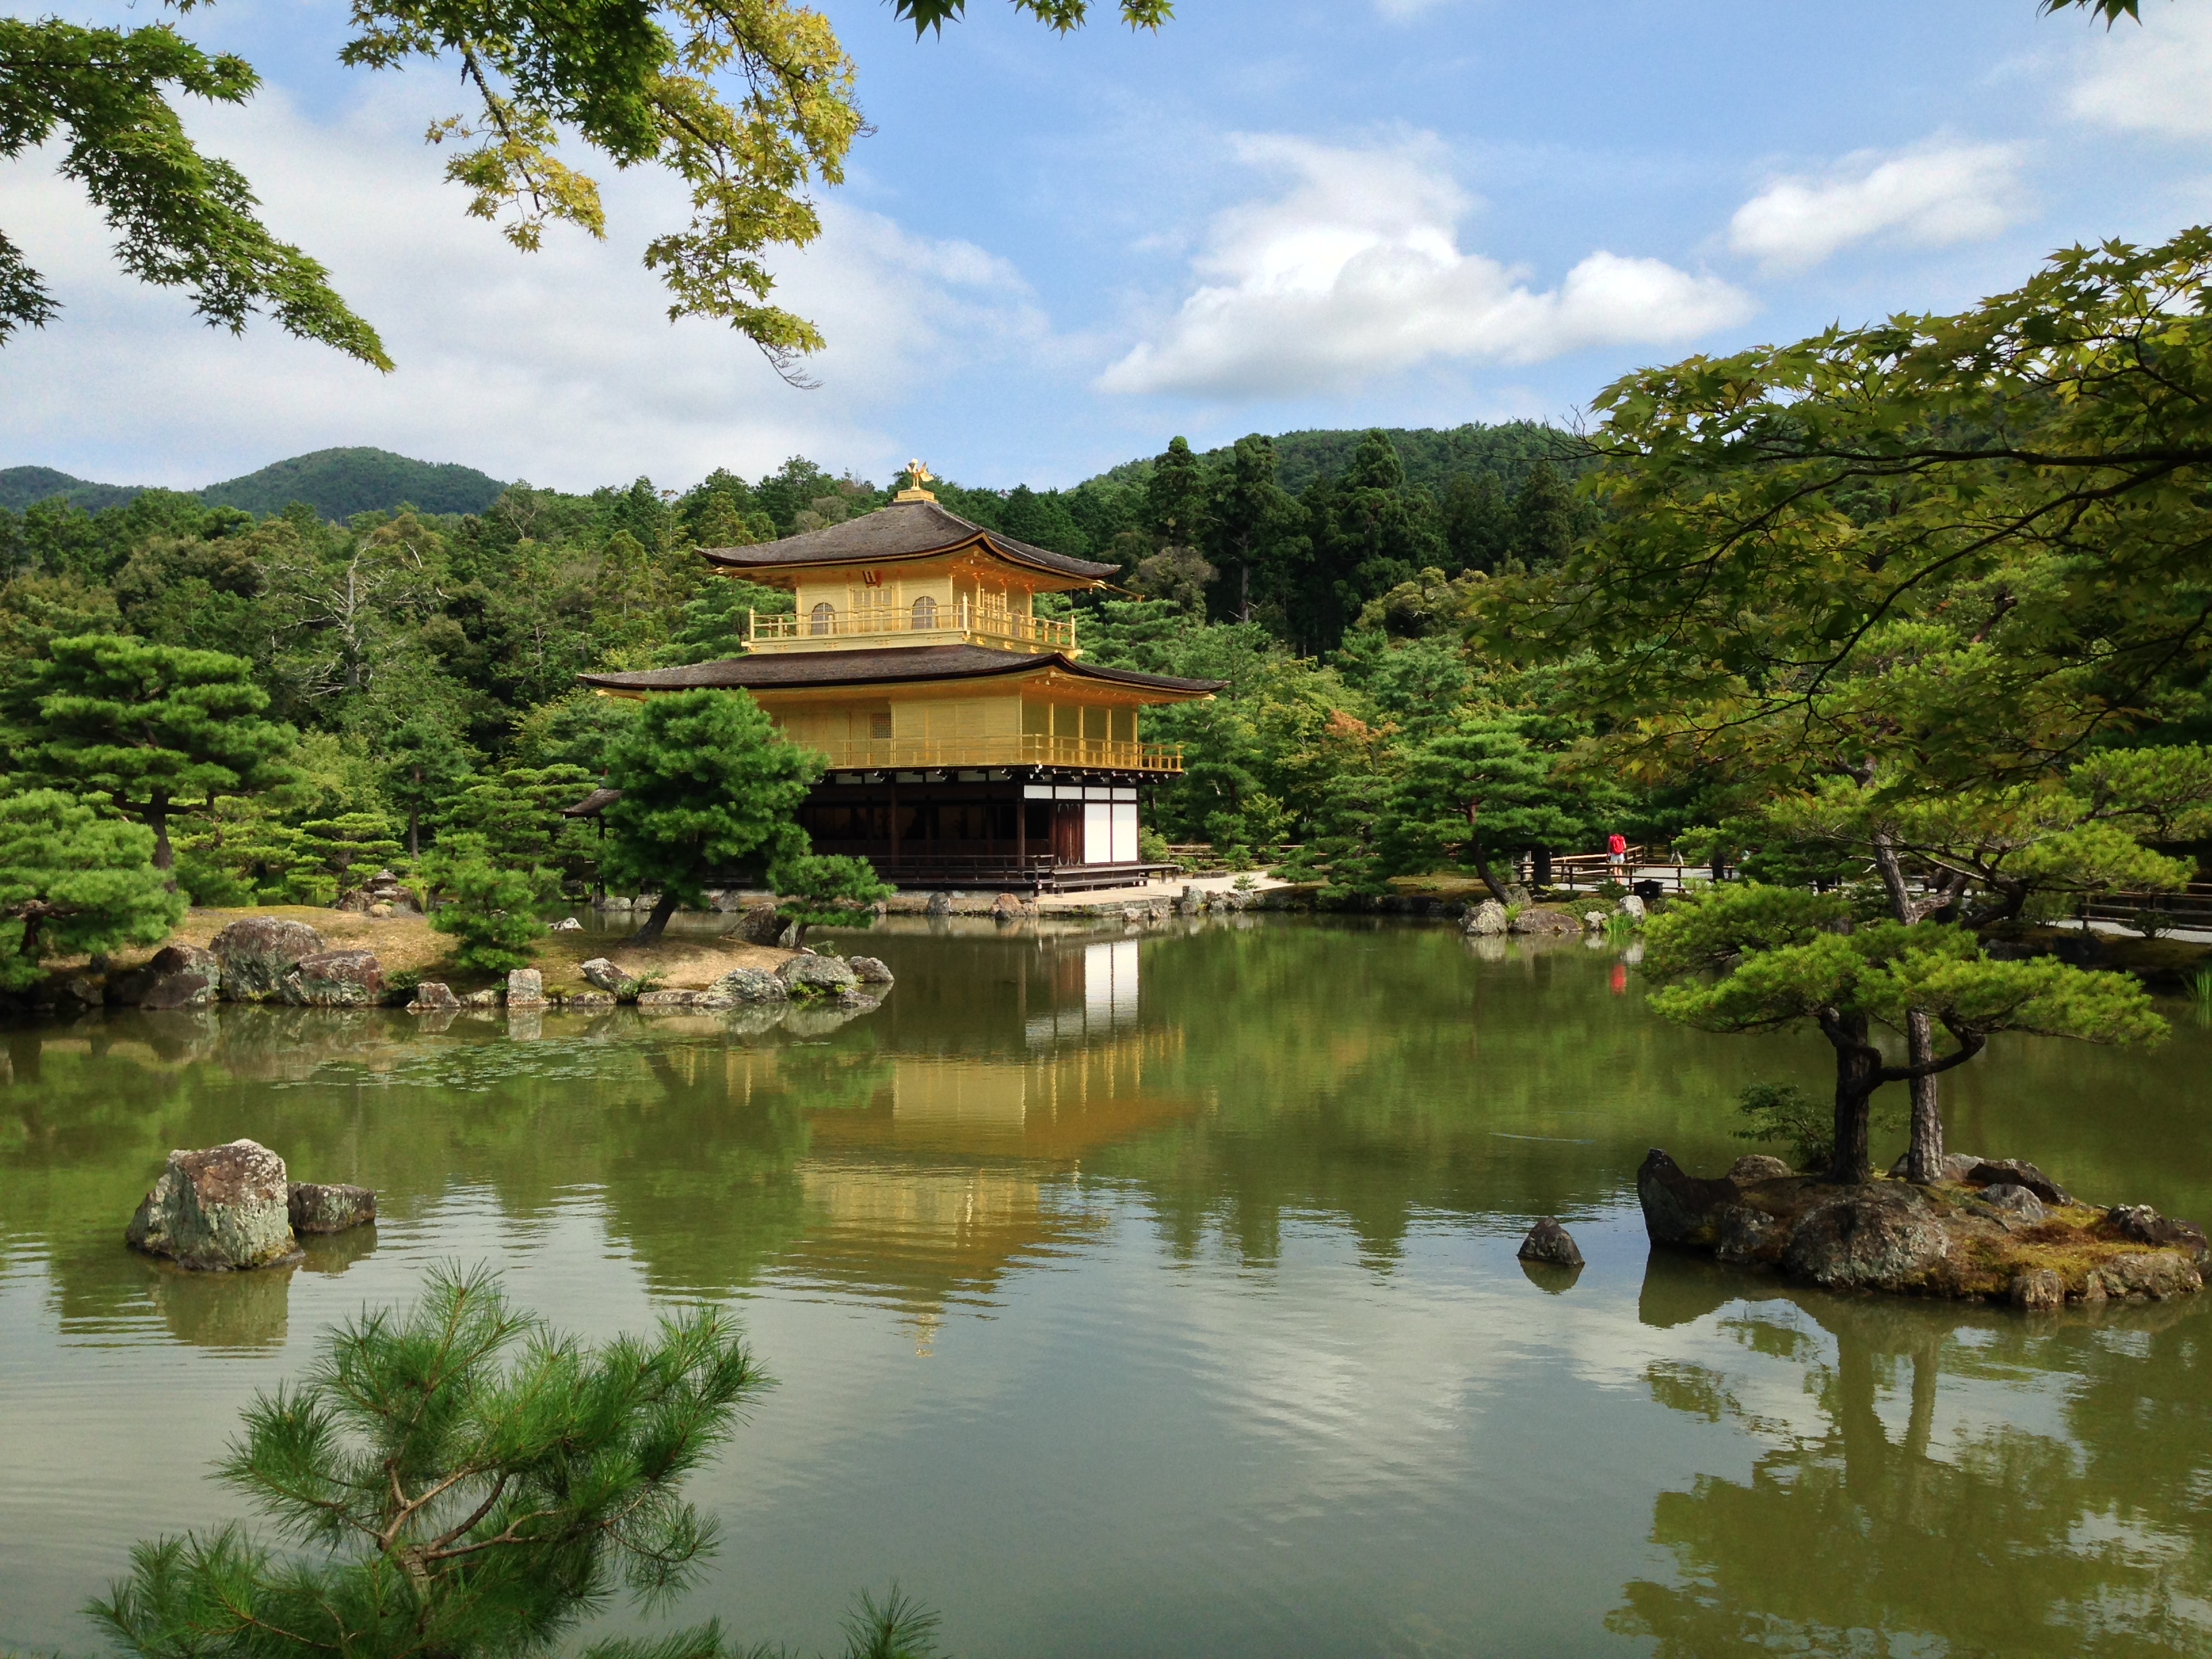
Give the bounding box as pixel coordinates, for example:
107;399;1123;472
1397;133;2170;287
576;647;1222;701
702;531;1113;588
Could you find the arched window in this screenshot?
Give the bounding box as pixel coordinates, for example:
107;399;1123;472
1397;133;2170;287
810;602;836;636
911;595;939;630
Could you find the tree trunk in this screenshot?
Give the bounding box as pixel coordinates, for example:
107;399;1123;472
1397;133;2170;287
1869;830;1946;1183
409;808;421;861
148;795;173;874
630;891;680;945
1904;1010;1946;1183
1826;1010;1879;1184
1532;846;1553;888
1466;804;1510;905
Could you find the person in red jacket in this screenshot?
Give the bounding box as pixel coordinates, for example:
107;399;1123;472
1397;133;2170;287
1607;831;1628;876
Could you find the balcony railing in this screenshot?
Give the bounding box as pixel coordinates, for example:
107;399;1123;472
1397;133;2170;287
750;601;1076;651
808;735;1181;773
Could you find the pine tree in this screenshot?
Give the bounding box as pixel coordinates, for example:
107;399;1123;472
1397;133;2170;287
22;633;295;869
0;789;184;988
88;1267;942;1659
1508;459;1574;570
600;689;818;945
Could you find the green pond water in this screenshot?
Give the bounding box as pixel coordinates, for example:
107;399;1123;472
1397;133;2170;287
4;916;2211;1657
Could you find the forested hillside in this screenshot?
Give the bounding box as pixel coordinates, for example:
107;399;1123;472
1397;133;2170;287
0;421;1610;904
0;448;508;519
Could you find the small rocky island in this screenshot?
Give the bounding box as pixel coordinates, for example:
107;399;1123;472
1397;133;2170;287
1639;1149;2207;1309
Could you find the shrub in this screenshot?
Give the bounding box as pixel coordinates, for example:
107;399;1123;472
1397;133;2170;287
424;831;555;974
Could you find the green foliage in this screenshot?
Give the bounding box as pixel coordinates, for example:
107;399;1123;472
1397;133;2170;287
301;812;403;886
18;632;296;867
600;690;818;943
0;17;388;365
85;1265;941;1659
1645;883;2164;1180
1380;711;1620;898
1734;1082;1831;1172
424;832;554;975
442;763;602;886
772;853;891;941
0;789;183;987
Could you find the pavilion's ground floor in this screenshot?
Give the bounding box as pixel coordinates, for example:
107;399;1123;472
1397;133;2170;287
798;766;1174;891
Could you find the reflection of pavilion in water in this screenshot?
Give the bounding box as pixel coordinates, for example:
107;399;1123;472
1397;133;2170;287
775;937;1189;1324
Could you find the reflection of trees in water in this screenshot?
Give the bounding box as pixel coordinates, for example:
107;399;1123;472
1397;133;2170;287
0;1011;899;1326
1616;1262;2212;1656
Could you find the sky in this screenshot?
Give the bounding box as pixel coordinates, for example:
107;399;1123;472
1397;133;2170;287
6;0;2212;494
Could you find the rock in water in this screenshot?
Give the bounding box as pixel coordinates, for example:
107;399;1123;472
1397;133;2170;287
1727;1154;1793;1182
2010;1268;2067;1311
1463;899;1509;937
506;968;546;1007
289;1182;376;1234
1509;907;1580;936
1618;893;1646;920
1781;1185;1954;1291
211;917;327;1002
779;954;860;997
1517;1217;1584;1267
2101;1205;2211;1265
1637;1148;1742;1246
712;967;788;1003
925;891;953;918
990;893;1025;924
126;1140;300;1270
409;981;461;1012
847;956;895;985
552;916;583;932
279;949;384;1007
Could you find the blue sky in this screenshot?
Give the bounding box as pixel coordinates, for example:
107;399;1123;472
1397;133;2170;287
5;0;2212;493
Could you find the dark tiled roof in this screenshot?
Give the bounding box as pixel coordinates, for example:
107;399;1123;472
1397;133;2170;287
700;499;1116;581
577;644;1222;696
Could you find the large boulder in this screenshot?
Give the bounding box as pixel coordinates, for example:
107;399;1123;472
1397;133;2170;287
279;949;384;1008
1976;1183;2048;1226
847;956;895;985
725;903;787;946
288;1182;376;1234
409;981;461;1012
1889;1150;1984;1184
2088;1250;2203;1300
126;1140;300;1270
712;966;789;1004
1517;1217;1584;1267
1509;907;1580;937
1636;1148;1741;1247
108;943;222;1008
1964;1160;2074;1207
579;958;639;997
989;893;1027;924
211;917;327;1002
2010;1268;2067;1312
1618;893;1646;921
1463;899;1509;937
1727;1154;1794;1183
2100;1204;2211;1265
779;954;860;998
506;968;546;1007
1781;1185;1954;1292
924;891;953;918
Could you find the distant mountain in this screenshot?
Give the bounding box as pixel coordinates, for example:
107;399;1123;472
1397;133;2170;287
0;447;510;520
0;466;152;514
200;448;509;518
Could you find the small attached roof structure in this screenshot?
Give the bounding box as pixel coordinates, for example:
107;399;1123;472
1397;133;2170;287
577;643;1221;697
699;499;1117;588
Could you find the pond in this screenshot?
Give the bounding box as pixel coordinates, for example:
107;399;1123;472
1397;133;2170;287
3;916;2211;1657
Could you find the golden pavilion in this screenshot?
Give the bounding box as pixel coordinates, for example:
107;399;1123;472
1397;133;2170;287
576;466;1222;890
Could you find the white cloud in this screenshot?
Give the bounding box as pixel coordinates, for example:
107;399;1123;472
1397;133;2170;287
0;83;1055;491
1097;133;1749;401
1727;140;2026;273
2070;5;2212;138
